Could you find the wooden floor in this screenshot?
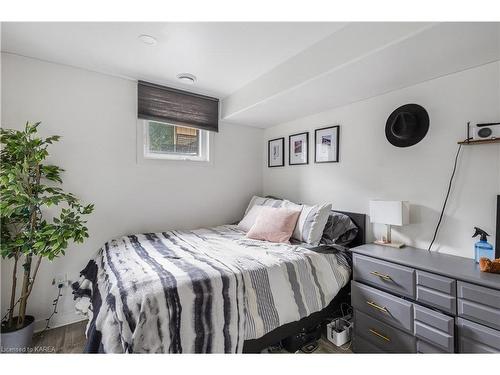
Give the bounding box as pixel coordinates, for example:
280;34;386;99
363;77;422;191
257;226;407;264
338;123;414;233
33;320;352;354
32;320;88;354
271;338;352;354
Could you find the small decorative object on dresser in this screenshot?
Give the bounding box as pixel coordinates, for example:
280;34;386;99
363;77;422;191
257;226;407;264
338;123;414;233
268;137;284;167
350;244;500;353
289;132;309;165
480;258;500;274
369;200;409;248
314;125;339;163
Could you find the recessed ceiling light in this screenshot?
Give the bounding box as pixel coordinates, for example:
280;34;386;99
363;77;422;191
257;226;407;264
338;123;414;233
138;34;157;46
177;73;197;85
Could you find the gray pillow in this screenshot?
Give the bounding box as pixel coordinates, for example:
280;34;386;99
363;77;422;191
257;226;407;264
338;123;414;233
321;211;358;246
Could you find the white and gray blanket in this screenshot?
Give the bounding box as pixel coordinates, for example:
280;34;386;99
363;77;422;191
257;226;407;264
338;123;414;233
72;225;350;353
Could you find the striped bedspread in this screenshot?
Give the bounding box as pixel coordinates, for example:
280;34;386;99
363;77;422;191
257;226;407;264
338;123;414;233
72;225;350;353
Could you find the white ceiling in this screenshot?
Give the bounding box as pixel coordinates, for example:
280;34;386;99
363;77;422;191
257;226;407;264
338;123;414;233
1;22;345;97
222;22;500;127
2;22;499;128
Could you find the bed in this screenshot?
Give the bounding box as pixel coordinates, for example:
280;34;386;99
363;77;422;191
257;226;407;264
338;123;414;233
72;209;365;353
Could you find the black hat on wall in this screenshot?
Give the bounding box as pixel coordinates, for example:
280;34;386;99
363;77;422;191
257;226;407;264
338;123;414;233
386;104;429;147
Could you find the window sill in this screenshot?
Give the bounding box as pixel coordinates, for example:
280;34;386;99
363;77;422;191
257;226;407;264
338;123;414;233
143;153;210;163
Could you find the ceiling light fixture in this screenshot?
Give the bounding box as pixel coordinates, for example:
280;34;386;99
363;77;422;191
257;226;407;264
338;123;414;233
177;73;197;85
138;34;157;46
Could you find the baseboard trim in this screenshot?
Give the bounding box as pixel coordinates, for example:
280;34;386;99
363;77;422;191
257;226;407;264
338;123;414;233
34;313;87;333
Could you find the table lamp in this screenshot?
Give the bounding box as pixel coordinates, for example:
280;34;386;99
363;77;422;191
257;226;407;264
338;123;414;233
369;200;410;248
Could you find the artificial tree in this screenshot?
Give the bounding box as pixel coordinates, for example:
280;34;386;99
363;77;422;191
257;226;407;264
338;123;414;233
1;122;94;331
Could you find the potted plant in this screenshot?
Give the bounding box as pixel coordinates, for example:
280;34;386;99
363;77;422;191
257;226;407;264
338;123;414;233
1;122;93;352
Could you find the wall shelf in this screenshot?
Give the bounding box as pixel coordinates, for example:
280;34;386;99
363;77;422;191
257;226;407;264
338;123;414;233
457;138;500;145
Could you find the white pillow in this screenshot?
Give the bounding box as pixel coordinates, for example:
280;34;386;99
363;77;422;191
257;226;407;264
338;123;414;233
244;195;283;216
237;205;266;232
283;200;332;245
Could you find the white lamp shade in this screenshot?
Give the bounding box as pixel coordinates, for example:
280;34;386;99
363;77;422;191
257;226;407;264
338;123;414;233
369;200;410;226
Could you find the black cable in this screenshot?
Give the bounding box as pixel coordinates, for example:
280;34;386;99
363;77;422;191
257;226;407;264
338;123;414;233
38;283;63;337
427;144;462;252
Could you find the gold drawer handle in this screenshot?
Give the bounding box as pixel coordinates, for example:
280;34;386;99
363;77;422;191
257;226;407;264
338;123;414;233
370;271;392;280
366;300;389;313
369;328;391;342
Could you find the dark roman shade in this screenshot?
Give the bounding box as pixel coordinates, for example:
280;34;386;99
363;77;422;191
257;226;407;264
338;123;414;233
138;80;219;132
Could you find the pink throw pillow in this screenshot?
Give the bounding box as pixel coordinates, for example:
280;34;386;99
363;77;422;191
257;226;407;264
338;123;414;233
246;206;300;243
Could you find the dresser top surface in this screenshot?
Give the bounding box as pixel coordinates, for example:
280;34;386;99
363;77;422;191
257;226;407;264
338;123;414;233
350;244;500;290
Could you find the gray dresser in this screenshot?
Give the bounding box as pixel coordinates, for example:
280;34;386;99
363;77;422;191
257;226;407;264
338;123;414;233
350;244;500;353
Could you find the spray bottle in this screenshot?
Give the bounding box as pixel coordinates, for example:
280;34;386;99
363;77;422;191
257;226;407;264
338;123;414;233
473;227;494;263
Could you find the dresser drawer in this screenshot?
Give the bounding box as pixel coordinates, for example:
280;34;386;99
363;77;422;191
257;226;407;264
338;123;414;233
457;281;500;330
352;281;413;333
459;337;499;353
353;254;415;298
417;339;449;353
354;310;416;353
416;271;456;315
414;305;454;352
457;317;500;353
353;335;386;353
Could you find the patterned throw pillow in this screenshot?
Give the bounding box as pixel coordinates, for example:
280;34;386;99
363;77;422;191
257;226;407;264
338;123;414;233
243;195;283;216
282;200;332;246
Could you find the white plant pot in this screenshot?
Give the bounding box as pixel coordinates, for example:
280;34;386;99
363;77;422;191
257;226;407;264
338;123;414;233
1;315;35;353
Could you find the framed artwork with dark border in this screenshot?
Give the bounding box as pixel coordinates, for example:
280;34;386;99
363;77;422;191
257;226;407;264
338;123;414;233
268;137;285;167
289;132;309;165
314;125;339;163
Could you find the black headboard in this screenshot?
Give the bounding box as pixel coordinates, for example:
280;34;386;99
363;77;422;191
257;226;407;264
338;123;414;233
333;210;366;248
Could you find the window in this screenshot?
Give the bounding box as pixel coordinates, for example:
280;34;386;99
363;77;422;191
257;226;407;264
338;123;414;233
143;120;209;161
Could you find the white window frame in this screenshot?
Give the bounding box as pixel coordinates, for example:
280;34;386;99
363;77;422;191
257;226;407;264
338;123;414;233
141;120;210;162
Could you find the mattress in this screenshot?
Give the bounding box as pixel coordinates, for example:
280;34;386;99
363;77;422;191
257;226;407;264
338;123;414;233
72;225;351;353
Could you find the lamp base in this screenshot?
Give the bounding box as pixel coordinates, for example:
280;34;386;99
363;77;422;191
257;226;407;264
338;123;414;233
373;240;405;249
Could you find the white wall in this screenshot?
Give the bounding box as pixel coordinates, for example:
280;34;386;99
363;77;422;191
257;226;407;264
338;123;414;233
2;52;499;332
1;53;263;329
263;61;500;259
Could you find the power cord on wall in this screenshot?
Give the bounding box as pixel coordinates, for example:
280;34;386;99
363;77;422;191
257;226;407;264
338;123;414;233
427;143;463;252
37;282;64;338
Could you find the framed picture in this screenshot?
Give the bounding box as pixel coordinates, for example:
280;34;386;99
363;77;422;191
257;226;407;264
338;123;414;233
289;132;309;165
268;137;285;167
314;125;339;163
